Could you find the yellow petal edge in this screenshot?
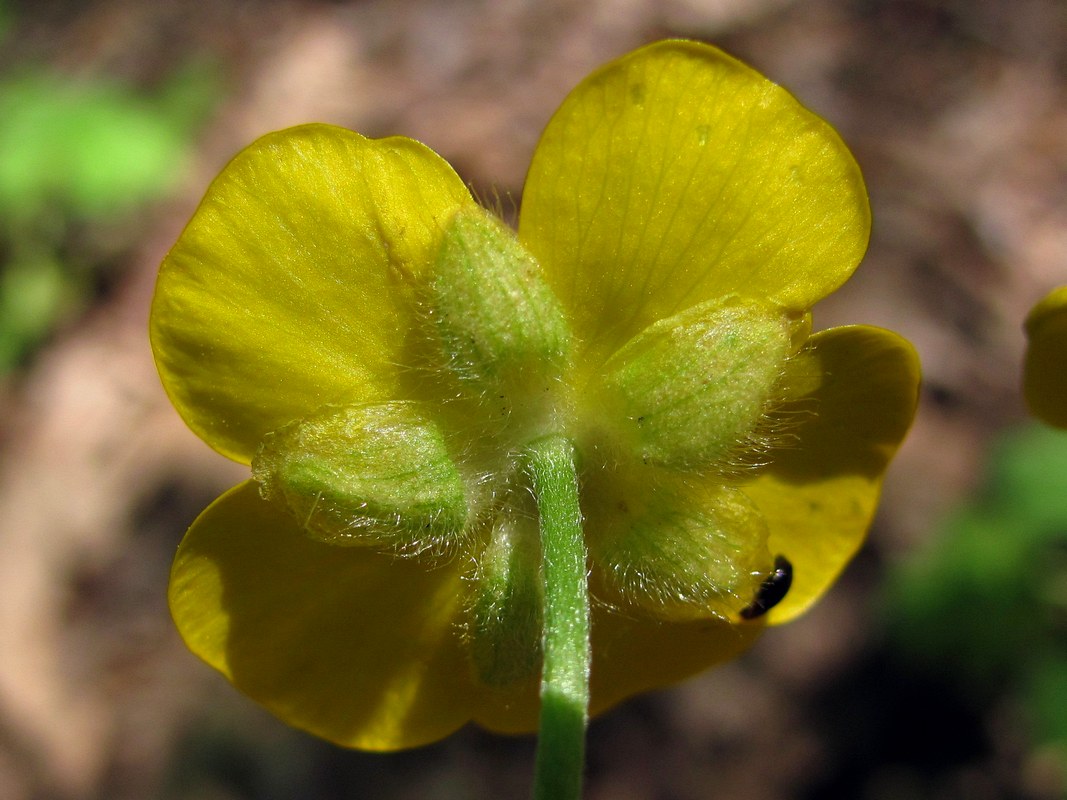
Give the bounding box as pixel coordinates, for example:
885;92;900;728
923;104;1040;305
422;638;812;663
169;481;481;750
150;124;476;464
1024;286;1067;428
520;40;871;359
751;324;921;623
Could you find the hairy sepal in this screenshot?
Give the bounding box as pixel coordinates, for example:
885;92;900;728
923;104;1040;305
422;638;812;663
597;298;800;471
466;510;544;688
252;402;468;556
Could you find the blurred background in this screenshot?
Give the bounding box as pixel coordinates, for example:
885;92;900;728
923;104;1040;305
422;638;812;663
1;0;1066;798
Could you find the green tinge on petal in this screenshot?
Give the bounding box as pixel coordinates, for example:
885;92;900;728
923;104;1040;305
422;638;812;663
743;325;921;623
1024;286;1067;429
169;481;477;751
519;40;870;359
151;124;475;464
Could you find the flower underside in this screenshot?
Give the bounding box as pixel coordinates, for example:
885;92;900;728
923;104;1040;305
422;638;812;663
153;40;922;750
250;206;799;686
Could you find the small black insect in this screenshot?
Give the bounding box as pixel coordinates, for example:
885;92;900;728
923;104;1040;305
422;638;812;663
739;555;793;620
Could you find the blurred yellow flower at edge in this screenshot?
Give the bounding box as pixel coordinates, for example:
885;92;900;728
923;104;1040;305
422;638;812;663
1024;286;1067;429
150;41;920;750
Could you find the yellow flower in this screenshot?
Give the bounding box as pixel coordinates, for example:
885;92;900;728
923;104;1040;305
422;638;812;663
1024;286;1067;428
151;41;919;750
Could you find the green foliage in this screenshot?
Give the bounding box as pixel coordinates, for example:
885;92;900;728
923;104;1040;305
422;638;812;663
0;253;69;372
884;425;1067;746
0;67;212;220
0;63;217;373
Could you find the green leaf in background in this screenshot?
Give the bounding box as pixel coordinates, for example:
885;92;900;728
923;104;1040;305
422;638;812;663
0;252;69;370
884;425;1067;757
0;62;217;372
0;66;213;220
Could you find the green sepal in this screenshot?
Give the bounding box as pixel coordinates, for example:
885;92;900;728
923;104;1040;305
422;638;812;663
252;402;468;555
432;206;571;391
598;298;798;470
588;482;771;621
467;511;544;688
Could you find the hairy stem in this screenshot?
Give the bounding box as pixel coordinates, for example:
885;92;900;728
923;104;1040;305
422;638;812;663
525;434;589;800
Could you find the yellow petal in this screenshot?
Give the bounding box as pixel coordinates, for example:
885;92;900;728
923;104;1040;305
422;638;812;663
744;325;920;623
169;481;477;750
1024;286;1067;428
587;606;763;714
150;124;475;464
469;601;763;731
519;40;869;359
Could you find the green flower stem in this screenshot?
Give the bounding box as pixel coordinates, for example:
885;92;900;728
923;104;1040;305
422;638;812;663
525;434;590;800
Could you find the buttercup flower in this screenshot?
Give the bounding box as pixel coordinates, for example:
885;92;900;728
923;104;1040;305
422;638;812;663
151;41;919;751
1024;286;1067;428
